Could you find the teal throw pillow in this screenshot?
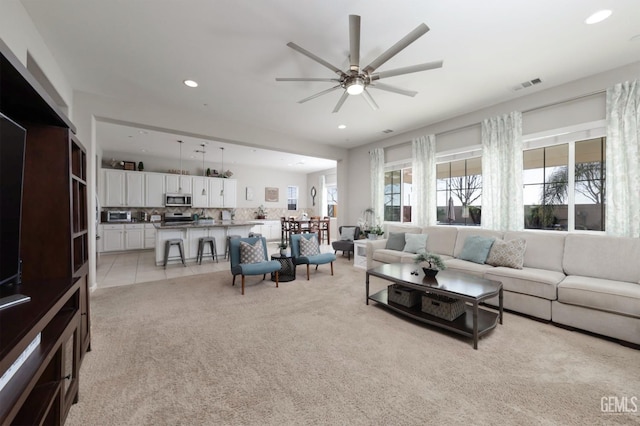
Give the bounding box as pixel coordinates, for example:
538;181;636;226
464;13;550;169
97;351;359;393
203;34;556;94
403;233;428;254
458;235;496;264
385;232;406;251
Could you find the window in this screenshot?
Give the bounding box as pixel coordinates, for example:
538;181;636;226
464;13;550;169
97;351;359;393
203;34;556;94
436;158;482;226
326;185;338;217
523;137;605;231
287;186;298;211
384;167;412;222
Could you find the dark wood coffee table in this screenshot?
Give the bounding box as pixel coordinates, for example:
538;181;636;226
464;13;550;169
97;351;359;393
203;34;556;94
366;263;503;349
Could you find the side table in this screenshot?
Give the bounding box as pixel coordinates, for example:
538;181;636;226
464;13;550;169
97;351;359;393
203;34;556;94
271;254;296;282
353;240;367;270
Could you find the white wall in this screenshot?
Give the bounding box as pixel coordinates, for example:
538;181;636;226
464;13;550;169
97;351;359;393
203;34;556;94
345;61;640;226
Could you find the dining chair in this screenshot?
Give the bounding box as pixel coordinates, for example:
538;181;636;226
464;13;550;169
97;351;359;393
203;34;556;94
229;236;281;295
290;233;336;280
280;216;290;243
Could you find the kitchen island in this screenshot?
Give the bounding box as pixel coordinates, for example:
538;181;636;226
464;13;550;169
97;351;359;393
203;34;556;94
154;221;261;265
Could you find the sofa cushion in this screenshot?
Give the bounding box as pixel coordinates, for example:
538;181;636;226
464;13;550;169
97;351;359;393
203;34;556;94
458;235;495;264
444;258;495;277
403;233;428;254
485;267;564;300
453;228;504;258
563;234;640;283
558;276;640;319
240;240;265;264
339;226;356;241
299;235;320;256
486;238;526;269
373;248;413;265
504;231;565;273
385;232;406;251
423;226;458;257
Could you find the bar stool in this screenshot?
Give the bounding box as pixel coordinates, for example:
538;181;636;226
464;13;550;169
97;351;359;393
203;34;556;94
225;234;242;260
197;236;218;264
163;238;186;268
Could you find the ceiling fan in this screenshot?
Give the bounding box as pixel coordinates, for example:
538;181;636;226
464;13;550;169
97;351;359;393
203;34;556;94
276;14;443;113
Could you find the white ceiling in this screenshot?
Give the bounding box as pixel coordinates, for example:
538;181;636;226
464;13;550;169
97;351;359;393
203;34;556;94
20;0;640;171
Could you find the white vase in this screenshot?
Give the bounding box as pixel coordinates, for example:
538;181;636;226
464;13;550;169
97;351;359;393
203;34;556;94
368;234;377;240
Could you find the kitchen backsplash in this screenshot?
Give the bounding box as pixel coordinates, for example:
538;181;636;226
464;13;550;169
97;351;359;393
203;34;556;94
101;207;314;222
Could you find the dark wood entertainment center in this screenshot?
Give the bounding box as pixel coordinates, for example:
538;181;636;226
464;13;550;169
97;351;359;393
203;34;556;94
0;39;90;424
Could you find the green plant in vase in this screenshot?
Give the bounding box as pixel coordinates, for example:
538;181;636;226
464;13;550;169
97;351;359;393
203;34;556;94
413;252;446;277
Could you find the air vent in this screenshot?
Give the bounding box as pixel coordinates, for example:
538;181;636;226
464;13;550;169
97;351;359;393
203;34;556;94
382;129;394;134
513;77;543;91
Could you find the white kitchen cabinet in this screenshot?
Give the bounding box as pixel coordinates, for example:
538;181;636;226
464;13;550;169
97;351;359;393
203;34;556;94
145;172;165;207
125;172;144;207
166;174;192;194
144;224;156;249
209;178;237;208
102;224;124;252
124;224;144;249
103;170;125;207
250;220;280;240
191;177;209;208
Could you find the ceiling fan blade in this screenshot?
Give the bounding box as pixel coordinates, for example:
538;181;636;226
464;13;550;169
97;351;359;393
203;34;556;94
332;91;349;113
276;78;340;82
349;15;361;71
286;42;346;77
369;82;418;97
362;89;379;111
362;23;429;74
371;60;443;80
298;85;342;104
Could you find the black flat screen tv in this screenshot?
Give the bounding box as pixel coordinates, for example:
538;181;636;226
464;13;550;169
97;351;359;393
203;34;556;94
0;112;26;288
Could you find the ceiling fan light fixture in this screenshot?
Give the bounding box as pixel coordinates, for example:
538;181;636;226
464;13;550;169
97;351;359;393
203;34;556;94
346;78;365;95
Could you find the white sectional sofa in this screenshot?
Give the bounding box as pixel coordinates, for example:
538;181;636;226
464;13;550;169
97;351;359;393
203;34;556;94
365;224;640;346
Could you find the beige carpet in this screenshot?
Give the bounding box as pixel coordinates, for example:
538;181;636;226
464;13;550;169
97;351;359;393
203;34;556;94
67;258;640;425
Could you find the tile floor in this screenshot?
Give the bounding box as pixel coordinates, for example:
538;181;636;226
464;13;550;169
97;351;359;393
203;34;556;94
96;241;338;288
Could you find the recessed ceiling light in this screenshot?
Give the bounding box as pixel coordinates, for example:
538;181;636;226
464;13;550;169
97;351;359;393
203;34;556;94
630;34;640;42
338;124;346;129
585;10;612;25
183;79;198;88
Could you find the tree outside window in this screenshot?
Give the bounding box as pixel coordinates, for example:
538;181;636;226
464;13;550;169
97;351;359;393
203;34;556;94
287;186;298;211
326;185;338;217
436;158;482;226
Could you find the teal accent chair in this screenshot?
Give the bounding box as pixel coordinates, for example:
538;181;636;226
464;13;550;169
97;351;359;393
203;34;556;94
290;233;337;280
229;236;281;295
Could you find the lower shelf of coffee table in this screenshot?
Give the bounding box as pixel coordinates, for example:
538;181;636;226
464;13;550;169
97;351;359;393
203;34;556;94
369;288;499;339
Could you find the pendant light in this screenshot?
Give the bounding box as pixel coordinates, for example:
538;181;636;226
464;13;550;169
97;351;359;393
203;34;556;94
196;143;207;196
177;140;184;193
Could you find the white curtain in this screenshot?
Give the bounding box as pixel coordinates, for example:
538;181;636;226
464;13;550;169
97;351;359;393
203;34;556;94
370;148;385;225
481;111;523;231
318;175;327;217
411;134;437;226
606;80;640;237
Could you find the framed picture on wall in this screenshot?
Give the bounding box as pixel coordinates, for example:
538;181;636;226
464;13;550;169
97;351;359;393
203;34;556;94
246;186;254;201
265;187;279;202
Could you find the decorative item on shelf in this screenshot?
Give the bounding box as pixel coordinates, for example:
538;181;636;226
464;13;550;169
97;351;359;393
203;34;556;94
412;252;446;277
256;205;266;219
123;161;136;171
206;167;211;177
137;161;144;171
358;207;375;235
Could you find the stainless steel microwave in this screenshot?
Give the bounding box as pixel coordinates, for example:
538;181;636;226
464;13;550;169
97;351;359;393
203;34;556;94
102;210;131;223
165;193;192;207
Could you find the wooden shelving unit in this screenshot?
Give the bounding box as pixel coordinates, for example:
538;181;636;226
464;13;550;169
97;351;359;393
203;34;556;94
0;38;90;425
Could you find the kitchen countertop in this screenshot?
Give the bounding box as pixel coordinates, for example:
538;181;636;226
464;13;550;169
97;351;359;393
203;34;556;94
154;221;262;229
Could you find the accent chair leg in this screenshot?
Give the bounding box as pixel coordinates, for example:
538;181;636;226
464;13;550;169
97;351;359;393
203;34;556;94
232;275;236;286
330;261;334;275
242;275;245;295
306;264;310;280
275;271;279;288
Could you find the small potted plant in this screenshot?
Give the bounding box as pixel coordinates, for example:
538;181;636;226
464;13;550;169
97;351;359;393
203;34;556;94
278;237;288;256
368;225;384;240
256;205;266;219
413;252;447;277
